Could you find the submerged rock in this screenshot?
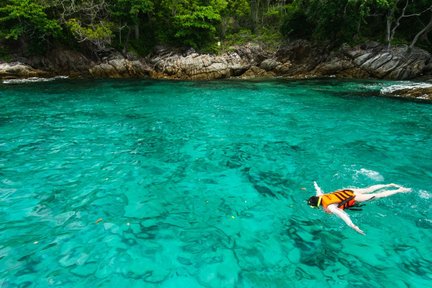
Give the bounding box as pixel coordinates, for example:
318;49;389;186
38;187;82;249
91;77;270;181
380;83;432;101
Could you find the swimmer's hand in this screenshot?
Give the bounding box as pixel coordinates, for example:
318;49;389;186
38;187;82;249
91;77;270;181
328;205;365;235
313;181;324;196
351;224;365;235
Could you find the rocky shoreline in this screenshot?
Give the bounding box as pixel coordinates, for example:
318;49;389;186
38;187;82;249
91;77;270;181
1;40;431;100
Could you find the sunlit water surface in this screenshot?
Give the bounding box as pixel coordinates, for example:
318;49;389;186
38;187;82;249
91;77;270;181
0;79;431;287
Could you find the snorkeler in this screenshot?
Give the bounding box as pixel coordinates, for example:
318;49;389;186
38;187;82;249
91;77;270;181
307;182;412;235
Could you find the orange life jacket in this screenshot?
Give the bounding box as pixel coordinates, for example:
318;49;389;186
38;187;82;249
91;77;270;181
318;189;356;210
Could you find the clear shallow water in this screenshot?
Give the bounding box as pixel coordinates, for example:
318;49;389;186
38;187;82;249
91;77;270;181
0;79;431;287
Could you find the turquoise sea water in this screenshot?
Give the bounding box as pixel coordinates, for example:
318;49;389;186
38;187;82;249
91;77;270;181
0;79;431;287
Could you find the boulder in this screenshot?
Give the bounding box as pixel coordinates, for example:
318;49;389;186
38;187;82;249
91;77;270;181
276;40;330;68
260;59;280;71
344;44;431;79
27;48;93;77
314;58;355;75
148;50;250;80
240;66;275;79
89;59;150;78
232;42;271;65
0;62;48;79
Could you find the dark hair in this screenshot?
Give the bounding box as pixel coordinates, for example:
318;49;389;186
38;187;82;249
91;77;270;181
307;196;319;207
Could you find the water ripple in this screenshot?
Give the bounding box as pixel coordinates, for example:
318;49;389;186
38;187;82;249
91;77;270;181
0;79;431;287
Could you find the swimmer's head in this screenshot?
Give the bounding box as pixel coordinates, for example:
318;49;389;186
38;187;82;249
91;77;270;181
307;196;320;208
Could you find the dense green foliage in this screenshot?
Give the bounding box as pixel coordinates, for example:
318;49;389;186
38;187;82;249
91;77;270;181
0;0;431;56
0;0;61;41
281;0;432;49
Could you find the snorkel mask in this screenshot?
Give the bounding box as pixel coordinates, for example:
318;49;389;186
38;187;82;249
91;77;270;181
307;196;322;208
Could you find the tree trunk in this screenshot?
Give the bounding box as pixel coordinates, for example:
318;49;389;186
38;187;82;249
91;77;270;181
410;13;432;50
134;24;139;40
250;0;259;33
386;10;393;49
119;22;122;44
389;0;409;49
123;26;131;56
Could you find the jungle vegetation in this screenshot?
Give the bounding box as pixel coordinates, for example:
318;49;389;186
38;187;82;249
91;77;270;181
0;0;431;58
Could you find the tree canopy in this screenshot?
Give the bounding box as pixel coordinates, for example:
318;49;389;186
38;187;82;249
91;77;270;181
0;0;431;56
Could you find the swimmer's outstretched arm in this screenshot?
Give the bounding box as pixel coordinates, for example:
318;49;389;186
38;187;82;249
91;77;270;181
327;205;365;235
314;181;324;196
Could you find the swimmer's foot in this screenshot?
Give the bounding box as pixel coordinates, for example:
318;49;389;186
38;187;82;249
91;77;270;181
400;187;412;193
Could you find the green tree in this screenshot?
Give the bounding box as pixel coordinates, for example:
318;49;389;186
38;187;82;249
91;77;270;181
0;0;61;42
220;0;250;37
282;0;390;43
174;6;222;48
155;0;226;49
383;0;432;48
109;0;153;53
49;0;114;51
281;1;313;39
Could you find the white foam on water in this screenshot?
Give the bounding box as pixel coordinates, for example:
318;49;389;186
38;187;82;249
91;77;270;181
380;82;432;94
2;76;68;84
355;168;384;181
419;190;431;199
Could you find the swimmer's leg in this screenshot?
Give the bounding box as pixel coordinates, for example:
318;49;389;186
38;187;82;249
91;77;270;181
355;187;411;202
353;184;400;194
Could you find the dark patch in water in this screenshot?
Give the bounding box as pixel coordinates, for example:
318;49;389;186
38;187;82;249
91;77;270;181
253;184;277;198
189;80;263;92
295;266;314;280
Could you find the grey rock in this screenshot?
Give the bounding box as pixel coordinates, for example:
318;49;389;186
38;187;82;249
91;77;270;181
1;41;430;82
27;49;93;76
148;50;251;80
89;59;150;78
0;62;48;78
240;66;275;79
314;59;354;75
353;53;373;66
260;59;281;71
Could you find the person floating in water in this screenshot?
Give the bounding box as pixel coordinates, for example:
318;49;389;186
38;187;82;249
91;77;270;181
307;182;412;235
